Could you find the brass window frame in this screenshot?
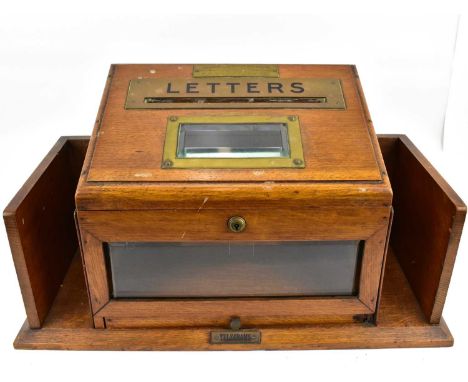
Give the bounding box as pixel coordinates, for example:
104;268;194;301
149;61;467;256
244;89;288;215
161;115;305;169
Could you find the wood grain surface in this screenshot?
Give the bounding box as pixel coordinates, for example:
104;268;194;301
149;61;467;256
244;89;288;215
75;65;392;212
85;64;382;183
380;135;466;323
77;207;390;242
3;137;87;328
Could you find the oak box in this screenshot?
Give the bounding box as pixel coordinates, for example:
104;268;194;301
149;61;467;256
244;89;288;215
4;64;465;350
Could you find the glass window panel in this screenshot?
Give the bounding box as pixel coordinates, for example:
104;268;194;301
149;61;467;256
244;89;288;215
176;123;290;158
107;241;362;298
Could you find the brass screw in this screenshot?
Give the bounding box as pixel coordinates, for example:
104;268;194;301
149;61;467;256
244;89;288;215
293;158;303;166
288;115;297;121
169;116;178;122
162;159;173;168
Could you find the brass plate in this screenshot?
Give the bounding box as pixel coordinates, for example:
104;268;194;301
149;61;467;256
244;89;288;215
162;115;305;169
126;78;345;109
193;64;279;77
210;330;261;344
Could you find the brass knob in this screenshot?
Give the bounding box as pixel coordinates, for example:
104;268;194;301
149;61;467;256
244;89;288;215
230;317;242;330
228;216;246;233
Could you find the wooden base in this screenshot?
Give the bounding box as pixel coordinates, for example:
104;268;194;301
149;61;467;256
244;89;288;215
6;135;463;350
14;247;453;350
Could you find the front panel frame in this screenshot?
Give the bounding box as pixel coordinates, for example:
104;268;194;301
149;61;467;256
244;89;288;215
77;208;391;329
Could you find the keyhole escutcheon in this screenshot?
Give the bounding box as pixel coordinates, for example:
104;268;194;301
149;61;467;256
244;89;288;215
228;216;246;233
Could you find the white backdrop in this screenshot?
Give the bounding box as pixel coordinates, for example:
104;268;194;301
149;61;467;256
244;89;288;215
1;3;467;382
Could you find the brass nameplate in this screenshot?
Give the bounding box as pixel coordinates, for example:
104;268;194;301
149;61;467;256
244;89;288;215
210;330;261;345
193;64;279;78
125;78;345;109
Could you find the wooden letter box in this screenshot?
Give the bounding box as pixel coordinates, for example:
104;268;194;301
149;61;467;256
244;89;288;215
4;64;466;350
